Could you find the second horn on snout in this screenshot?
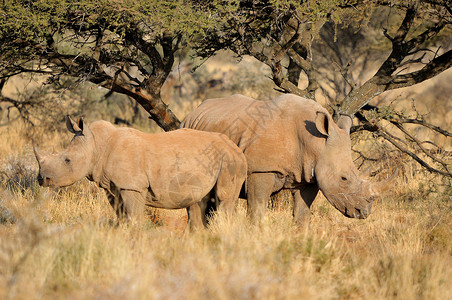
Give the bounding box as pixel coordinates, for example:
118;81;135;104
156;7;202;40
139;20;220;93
371;168;399;194
33;146;43;163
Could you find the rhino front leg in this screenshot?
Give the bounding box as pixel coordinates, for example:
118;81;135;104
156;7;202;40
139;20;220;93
106;191;126;220
120;190;146;224
247;172;276;223
292;184;319;225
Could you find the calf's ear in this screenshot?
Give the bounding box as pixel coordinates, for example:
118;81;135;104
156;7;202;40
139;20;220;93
66;115;84;134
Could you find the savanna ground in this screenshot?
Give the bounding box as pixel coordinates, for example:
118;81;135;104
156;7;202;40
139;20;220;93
0;52;451;299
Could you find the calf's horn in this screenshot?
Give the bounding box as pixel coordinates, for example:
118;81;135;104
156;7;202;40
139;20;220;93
33;146;43;163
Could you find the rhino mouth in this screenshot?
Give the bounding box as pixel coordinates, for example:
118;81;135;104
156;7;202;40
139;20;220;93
325;192;373;219
37;174;45;186
344;207;370;219
37;174;56;187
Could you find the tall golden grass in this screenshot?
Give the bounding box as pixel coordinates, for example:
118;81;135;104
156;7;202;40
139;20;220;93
1;52;451;299
0;112;451;300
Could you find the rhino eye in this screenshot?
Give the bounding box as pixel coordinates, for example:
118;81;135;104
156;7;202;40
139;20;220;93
64;158;71;164
341;176;348;181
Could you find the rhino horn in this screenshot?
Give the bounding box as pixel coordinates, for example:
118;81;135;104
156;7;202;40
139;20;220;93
33;145;43;163
372;168;399;194
337;115;352;134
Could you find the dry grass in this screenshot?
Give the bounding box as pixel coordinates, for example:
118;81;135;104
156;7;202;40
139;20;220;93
1;55;451;298
1;117;451;300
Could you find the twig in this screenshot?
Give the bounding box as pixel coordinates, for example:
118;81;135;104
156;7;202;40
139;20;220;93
377;129;451;177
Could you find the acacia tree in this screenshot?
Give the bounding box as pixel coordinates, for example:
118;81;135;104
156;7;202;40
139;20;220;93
0;0;224;131
195;0;452;177
1;0;451;176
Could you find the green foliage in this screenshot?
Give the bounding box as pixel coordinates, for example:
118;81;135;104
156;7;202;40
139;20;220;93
0;0;220;38
0;0;222;69
194;0;350;58
296;0;343;22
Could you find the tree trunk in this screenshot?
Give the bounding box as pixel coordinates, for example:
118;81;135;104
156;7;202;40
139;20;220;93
110;82;180;132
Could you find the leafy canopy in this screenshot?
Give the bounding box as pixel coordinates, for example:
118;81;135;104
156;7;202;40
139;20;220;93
0;0;224;66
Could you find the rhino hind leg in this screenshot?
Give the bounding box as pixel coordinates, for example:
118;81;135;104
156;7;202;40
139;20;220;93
292;184;319;225
214;165;247;220
186;203;205;232
195;193;216;227
204;195;217;225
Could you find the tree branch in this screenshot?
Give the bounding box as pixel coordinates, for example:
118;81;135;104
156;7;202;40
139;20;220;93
389;117;451;137
386;49;452;89
338;3;451;116
376;5;417;78
390;120;450;172
376;129;452;177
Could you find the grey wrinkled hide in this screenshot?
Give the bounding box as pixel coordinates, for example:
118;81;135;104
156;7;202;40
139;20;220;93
181;94;376;223
35;117;247;230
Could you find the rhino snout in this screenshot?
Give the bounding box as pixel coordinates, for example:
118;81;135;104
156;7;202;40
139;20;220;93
37;173;53;187
342;199;372;219
354;207;370;219
345;205;372;219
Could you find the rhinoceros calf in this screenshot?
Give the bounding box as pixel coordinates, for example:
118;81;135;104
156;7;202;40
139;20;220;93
34;116;247;230
182;94;388;223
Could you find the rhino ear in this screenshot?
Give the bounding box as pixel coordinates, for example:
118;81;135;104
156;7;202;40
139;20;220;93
78;117;84;131
315;112;331;136
66;115;84;134
337;115;352;134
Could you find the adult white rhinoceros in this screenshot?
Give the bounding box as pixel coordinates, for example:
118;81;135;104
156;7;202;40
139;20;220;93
181;94;385;223
34;116;247;230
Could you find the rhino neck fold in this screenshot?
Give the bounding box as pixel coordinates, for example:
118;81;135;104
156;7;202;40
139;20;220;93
302;161;316;184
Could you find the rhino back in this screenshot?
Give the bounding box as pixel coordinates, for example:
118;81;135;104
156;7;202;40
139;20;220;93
181;95;258;145
97;127;244;208
182;94;327;184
